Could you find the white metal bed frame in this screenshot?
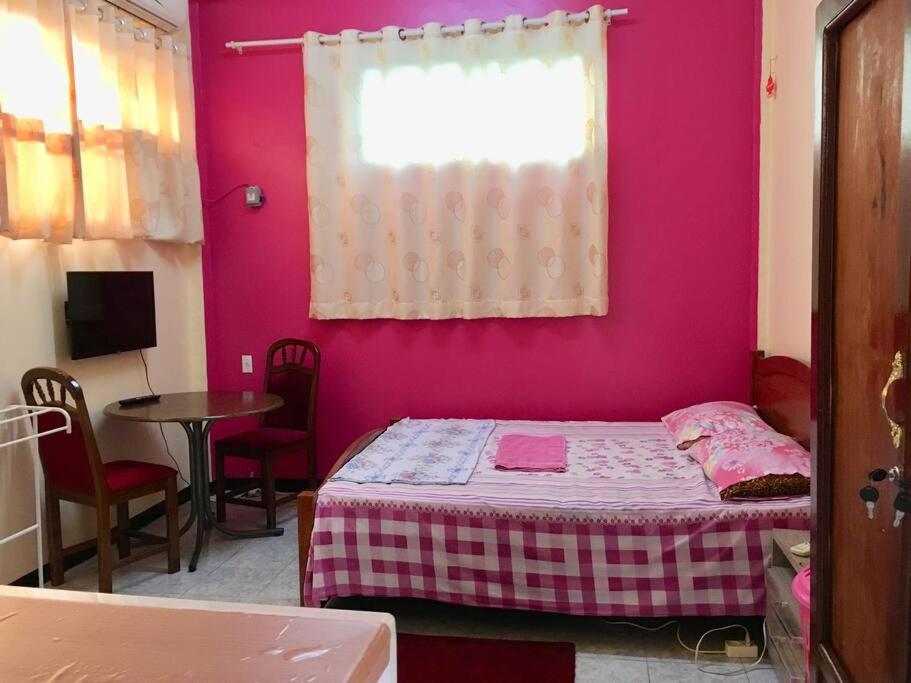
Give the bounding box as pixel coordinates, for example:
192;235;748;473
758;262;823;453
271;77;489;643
0;405;72;587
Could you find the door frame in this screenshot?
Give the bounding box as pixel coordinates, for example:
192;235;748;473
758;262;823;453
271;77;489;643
811;0;911;681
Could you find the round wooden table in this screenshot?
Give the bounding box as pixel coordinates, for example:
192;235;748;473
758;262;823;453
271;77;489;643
104;391;284;572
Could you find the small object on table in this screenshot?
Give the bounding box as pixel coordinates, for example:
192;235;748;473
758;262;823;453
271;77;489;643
105;391;284;572
118;394;161;407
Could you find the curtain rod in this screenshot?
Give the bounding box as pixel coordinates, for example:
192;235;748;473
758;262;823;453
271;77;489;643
226;8;629;53
68;0;184;53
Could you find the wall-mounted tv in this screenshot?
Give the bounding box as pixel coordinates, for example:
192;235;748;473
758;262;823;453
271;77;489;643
65;271;157;360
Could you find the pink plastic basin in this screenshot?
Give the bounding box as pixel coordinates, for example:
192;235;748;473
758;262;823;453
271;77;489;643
791;565;811;677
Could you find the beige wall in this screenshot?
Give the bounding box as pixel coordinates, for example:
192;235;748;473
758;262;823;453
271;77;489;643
0;239;206;583
757;0;819;363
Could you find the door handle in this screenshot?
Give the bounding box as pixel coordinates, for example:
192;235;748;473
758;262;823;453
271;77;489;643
881;351;905;449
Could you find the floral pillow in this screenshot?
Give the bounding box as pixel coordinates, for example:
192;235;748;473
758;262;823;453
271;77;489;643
661;401;773;450
690;428;811;500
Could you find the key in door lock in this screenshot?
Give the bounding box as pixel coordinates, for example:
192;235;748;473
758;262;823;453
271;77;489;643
860;467;908;520
860;485;880;519
892;491;911;528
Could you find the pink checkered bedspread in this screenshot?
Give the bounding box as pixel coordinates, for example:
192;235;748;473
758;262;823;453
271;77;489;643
303;421;810;616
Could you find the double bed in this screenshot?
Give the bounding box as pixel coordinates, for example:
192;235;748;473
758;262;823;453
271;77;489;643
298;352;811;617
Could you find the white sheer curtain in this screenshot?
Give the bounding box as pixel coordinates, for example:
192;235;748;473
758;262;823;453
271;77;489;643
304;6;609;320
69;0;202;241
0;0;202;244
0;0;75;242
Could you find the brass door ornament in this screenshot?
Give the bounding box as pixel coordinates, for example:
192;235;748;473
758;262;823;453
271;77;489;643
881;351;905;449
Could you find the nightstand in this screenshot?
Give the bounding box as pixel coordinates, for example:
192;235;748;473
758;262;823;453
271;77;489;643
766;529;810;682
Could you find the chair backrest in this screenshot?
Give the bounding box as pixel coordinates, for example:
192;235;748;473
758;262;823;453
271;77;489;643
260;339;320;433
20;368;107;497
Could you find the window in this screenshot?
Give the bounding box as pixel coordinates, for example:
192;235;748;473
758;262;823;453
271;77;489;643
303;10;609;320
359;58;590;168
0;0;202;243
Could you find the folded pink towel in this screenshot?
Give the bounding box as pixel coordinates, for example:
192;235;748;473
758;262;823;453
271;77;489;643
495;435;568;472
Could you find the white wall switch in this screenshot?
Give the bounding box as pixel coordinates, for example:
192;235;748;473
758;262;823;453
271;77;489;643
241;355;253;373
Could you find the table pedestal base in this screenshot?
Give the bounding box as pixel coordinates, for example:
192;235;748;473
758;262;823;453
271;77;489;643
181;421;283;572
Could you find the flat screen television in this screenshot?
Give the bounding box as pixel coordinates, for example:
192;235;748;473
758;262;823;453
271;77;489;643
65;271;157;360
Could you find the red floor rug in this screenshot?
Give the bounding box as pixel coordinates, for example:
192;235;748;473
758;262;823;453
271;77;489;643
397;633;575;683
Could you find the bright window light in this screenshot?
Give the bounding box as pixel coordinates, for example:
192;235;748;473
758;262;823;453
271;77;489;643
0;11;71;134
359;57;589;168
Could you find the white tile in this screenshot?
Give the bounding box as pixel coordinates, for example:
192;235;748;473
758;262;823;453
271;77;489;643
179;535;243;569
648;658;750;683
221;537;297;568
259;563;300;602
118;568;212;597
214;503;298;531
576;654;649;683
181;564;279;601
746;666;781;683
52;562;136;594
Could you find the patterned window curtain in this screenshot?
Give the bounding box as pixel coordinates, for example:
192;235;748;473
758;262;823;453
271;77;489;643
69;0;202;242
0;0;75;242
0;0;202;244
304;6;609;320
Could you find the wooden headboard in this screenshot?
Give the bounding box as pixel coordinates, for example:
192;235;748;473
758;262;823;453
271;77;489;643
751;351;811;449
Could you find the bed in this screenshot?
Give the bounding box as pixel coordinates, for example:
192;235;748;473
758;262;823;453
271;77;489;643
298;352;811;617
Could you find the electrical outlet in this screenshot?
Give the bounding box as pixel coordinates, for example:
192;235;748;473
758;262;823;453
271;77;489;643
245;185;264;207
241;355;253;374
725;640;758;659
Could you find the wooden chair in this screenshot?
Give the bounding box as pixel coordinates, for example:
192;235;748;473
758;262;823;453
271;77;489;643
21;368;180;593
214;339;320;529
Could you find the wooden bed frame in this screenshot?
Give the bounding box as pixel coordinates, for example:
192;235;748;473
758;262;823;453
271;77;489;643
751;350;811;449
297;351;812;605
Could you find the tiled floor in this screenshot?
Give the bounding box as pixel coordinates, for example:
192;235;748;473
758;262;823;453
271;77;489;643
49;501;779;683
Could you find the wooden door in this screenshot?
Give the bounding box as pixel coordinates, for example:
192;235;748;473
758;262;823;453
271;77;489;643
813;0;911;681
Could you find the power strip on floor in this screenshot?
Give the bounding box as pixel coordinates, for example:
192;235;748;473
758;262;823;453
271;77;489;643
725;640;759;658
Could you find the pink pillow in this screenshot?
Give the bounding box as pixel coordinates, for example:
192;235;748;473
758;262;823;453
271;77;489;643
690;428;810;500
661;401;773;449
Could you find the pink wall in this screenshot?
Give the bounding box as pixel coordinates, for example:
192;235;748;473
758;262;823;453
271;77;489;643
190;0;761;478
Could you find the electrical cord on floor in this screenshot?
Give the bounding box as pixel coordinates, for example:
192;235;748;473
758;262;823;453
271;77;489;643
692;620;771;677
603;619;725;655
602;618;775;676
138;349;189;486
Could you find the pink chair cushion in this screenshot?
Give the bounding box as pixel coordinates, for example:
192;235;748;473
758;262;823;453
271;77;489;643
216;427;310;454
661;400;773;449
102;460;176;494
